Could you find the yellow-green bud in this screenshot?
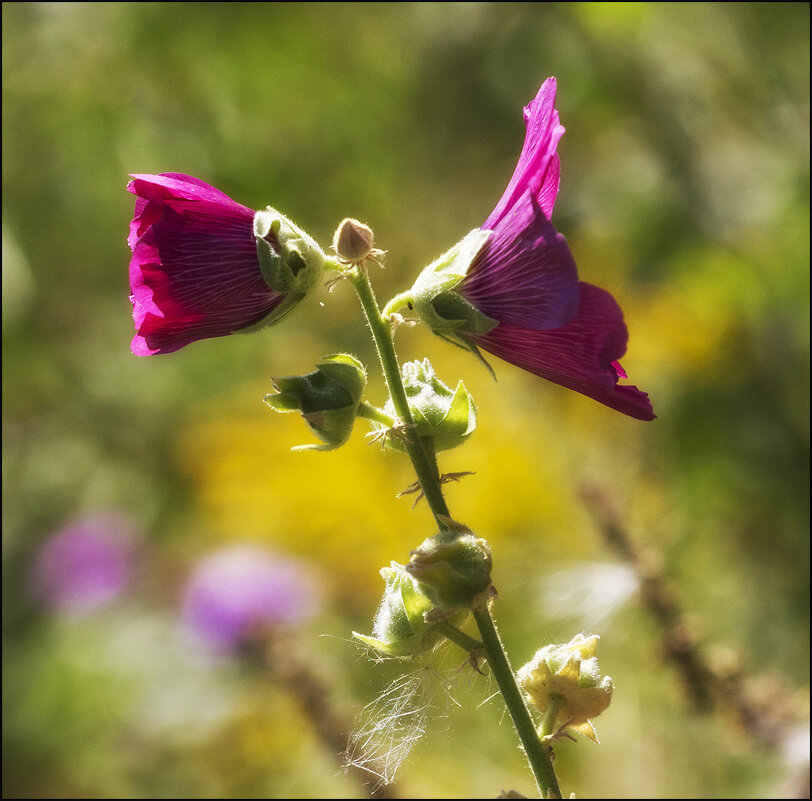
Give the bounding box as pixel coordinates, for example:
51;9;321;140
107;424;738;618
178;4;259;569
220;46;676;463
517;633;614;743
405;529;492;615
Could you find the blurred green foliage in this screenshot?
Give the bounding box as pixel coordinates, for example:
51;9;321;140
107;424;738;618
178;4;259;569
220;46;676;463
3;2;809;798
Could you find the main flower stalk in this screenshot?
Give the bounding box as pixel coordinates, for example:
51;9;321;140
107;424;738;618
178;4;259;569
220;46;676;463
346;262;561;799
474;607;562;799
347;264;451;526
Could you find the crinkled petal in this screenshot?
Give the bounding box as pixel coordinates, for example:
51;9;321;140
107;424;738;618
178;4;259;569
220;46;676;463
461;193;579;330
127;173;254;249
469;283;655;420
128;172;252;209
484;77;565;229
128;195;283;355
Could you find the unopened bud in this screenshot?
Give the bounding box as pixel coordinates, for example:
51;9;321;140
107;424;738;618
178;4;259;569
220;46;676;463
333;218;375;263
265;353;367;451
352;562;438;658
405;529;492;615
373;359;476;454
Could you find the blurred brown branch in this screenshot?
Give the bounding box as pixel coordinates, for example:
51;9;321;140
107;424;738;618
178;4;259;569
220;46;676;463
581;484;807;758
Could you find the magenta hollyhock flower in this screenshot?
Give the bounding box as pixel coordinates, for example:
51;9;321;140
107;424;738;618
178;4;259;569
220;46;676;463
127;173;325;356
181;545;321;653
402;78;654;421
32;513;139;615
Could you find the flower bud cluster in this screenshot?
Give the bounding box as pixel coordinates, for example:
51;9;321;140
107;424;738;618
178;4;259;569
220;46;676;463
354;527;492;657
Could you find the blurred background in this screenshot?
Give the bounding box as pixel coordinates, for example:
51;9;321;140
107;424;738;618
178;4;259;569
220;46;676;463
3;2;809;798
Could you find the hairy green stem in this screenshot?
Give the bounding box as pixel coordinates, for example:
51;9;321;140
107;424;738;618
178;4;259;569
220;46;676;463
348;262;561;798
356;401;395;427
348;265;451;526
434;620;484;654
539;695;563;740
474;607;562;799
380;290;414;319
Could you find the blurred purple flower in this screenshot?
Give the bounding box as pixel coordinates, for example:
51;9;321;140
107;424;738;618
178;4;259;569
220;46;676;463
127;173;285;356
33;513;138;614
459;78;654;420
181;545;321;653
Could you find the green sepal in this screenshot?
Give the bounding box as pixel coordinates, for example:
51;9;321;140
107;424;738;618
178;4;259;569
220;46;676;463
410;229;498;337
372;359;477;454
253;207;326;295
352;562;438;658
411;228;492;298
442;379;476;437
264;353;367;451
289;408;359;452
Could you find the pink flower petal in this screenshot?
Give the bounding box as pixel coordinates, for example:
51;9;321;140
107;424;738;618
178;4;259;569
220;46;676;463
126;174;284;355
484;77;565;229
127;173;252;210
455;78;654;420
469;283;655;421
462;192;579;330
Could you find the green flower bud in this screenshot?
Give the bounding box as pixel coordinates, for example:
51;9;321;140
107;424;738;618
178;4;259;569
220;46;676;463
252;207;326;326
373;359;476;453
405;529;492;615
353;562;438;658
265;353;367;451
409;229;497;350
517;633;614;743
